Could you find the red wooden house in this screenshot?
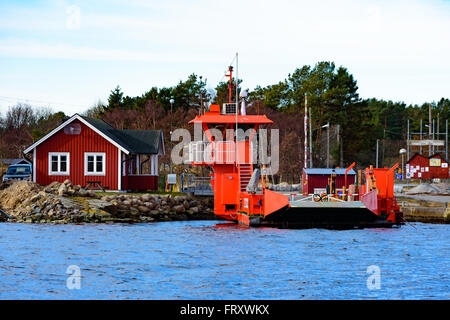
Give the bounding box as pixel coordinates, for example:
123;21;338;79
302;168;356;194
406;153;449;180
23;114;165;191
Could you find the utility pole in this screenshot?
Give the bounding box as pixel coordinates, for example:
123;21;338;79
327;123;330;168
169;98;175;174
419;119;422;155
429;103;432;156
337;124;343;167
407;119;410;160
433;119;435;154
376;139;379;168
321;123;330;168
382;116;386;168
309;107;312;168
304;94;308;169
446;119;448;160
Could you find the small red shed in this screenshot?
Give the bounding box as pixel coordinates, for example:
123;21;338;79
302;168;356;194
23;114;165;191
406;153;449;180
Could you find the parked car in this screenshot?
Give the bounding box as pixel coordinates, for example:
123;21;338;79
2;164;32;183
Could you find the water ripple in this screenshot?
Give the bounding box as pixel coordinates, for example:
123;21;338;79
0;221;448;299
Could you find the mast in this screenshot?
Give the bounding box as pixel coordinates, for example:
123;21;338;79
227;66;233;104
236;53;238;168
304;94;308;168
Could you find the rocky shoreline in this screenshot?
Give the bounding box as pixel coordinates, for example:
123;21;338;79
0;180;217;224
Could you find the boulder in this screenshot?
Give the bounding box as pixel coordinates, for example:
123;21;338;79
141;194;153;202
58;184;68;196
138;206;150;213
173;205;185;213
190;206;200;214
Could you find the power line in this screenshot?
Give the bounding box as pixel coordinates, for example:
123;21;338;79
0;95;91;110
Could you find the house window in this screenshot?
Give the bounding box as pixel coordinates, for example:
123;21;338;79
84;153;106;175
48;153;70;175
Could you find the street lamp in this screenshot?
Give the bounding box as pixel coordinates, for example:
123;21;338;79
399;148;407;180
322;122;330;168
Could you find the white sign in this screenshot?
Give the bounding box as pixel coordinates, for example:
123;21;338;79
442;163;448;168
418;172;422;178
408;139;445;146
167;174;177;185
425;167;429;172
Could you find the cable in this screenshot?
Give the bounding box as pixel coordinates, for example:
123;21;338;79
0;95;90;110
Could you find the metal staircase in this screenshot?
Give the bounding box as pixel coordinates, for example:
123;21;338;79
239;163;252;192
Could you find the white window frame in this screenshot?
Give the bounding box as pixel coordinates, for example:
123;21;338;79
48;152;70;176
84;152;106;176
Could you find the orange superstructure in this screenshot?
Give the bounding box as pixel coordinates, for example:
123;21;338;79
187;105;291;225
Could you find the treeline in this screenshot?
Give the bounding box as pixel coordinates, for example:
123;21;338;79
1;61;449;183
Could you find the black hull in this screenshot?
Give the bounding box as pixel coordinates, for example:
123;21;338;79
252;206;400;229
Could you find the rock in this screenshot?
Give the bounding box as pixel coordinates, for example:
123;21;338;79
183;200;189;209
30;194;42;203
143;202;154;210
173;205;185;213
58;184;68;196
189;200;198;207
73;185;81;191
138;206;150;213
141;194;153;202
63;179;72;186
190;206;200;214
48;181;60;189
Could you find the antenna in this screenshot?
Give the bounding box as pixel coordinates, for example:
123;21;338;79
235;52;239;167
226;66;234;104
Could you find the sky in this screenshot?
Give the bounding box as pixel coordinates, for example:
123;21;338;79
0;0;449;115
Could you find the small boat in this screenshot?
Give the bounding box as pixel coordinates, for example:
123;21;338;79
185;66;404;229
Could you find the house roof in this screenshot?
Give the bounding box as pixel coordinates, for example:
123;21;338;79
80;116;164;154
303;168;356;175
0;158;31;165
112;130;163;154
24;114;164;155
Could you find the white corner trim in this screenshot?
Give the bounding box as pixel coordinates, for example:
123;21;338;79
23;114;129;155
33;148;36;182
84;152;106;176
118;149;122;191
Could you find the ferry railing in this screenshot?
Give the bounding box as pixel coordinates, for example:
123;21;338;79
180;173;213;196
294;194;356;203
186;141;236;164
